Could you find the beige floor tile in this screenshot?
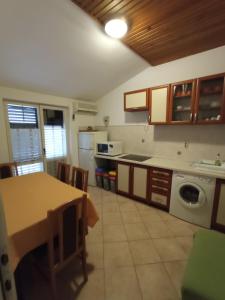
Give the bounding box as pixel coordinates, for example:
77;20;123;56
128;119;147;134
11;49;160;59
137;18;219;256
103;202;119;213
153;238;187;262
86;242;104;269
101;190;114;198
164;261;187;298
102;194;117;203
86;221;103;244
104;242;133;268
145;220;174;238
121;210;142;224
176;237;194;257
124;223;149;241
105;266;142;300
103;211;123;225
94;204;102;216
157;210;180;222
165;220;194;237
139;208;162;222
117;195;131;204
129;239;161;265
103;224;127;242
70;269;105;300
119;201;137;212
136;263;178;300
135;201;152;211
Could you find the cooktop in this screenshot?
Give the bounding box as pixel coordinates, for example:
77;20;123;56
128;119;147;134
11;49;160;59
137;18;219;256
119;154;151;162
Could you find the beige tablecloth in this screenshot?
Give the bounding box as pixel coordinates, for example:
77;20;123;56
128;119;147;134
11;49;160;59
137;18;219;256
0;172;99;271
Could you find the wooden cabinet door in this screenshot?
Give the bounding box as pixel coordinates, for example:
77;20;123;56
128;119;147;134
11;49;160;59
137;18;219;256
211;179;225;232
149;167;172;211
131;165;148;202
169;79;196;124
195;73;225;124
149;85;169;124
124;89;148;111
117;162;131;196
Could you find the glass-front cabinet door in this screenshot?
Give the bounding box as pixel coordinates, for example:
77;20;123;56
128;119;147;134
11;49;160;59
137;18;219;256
195;74;225;124
169;80;196;123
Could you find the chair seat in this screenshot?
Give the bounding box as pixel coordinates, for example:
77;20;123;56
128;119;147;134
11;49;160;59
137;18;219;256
182;229;225;300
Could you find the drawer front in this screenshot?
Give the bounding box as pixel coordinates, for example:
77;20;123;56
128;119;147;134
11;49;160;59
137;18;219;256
151;192;168;206
151;178;169;188
151;168;172;180
149;167;172;210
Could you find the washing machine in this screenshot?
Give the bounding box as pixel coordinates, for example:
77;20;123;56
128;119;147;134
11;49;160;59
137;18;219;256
170;172;216;228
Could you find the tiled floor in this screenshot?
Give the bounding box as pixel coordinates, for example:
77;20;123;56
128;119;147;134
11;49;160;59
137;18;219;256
22;187;202;300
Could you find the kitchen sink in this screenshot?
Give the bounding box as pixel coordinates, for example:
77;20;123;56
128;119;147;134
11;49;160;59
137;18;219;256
192;160;225;173
119;154;151;162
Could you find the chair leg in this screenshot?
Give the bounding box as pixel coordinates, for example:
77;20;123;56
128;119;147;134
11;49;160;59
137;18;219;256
81;250;88;283
50;272;57;300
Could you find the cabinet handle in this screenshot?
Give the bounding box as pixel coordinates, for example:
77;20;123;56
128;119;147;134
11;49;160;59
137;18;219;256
194;113;198;122
148;115;151;123
190;113;193;121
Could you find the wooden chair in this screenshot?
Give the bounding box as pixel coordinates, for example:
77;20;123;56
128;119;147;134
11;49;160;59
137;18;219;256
71;167;89;192
56;161;70;184
0;162;18;179
34;195;88;299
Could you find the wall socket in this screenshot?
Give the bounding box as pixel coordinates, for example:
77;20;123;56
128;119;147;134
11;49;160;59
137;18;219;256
103;116;110;127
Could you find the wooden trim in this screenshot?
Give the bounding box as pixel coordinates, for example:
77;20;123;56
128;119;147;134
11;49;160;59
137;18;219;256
195;73;225;124
148;84;170;125
124;88;149;112
211;178;225;233
169;79;196;124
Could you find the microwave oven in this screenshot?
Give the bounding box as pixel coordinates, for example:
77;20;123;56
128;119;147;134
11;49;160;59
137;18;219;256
96;141;123;156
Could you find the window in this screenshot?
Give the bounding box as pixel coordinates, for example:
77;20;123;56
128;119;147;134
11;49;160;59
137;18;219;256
7;104;43;175
43;109;67;159
5;102;68;177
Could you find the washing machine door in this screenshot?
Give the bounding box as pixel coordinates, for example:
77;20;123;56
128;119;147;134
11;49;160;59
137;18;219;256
178;182;206;208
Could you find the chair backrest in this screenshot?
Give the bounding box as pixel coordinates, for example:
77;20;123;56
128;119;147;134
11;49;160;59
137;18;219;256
0;162;18;179
56;161;70;183
71;167;89;192
47;194;87;273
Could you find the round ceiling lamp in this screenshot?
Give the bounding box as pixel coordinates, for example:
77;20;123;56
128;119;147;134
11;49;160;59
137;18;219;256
104;18;128;39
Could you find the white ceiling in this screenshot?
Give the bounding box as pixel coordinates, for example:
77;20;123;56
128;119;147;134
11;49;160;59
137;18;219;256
0;0;148;100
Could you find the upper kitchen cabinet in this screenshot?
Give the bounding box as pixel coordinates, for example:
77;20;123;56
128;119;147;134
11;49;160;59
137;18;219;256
149;85;169;124
169;79;196;124
124;89;148;112
195;73;225;124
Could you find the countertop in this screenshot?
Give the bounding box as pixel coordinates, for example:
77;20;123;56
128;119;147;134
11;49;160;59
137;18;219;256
95;154;225;179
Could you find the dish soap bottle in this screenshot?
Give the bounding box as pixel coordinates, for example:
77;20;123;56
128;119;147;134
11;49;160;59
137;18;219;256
215;153;222;166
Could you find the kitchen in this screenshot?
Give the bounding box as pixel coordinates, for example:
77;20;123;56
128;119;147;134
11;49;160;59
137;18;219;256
1;1;225;300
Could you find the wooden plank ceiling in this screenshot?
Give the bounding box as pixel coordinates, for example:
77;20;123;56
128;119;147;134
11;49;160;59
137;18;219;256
71;0;225;65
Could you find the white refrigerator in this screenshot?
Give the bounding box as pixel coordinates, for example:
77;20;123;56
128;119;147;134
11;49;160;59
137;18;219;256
78;131;107;186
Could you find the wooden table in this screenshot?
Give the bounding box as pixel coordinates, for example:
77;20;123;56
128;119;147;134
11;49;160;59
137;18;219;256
0;172;99;271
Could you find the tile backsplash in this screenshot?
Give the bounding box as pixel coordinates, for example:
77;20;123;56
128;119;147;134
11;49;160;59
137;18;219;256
97;124;225;162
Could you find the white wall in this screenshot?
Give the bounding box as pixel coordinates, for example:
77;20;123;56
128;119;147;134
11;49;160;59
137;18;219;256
96;46;225;162
96;46;225;126
0;86;95;164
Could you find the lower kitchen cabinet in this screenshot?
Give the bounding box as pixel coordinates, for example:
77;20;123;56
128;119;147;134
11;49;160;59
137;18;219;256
117;162;172;210
149;167;173;211
211;179;225;232
131;165;148;202
117;162;131;196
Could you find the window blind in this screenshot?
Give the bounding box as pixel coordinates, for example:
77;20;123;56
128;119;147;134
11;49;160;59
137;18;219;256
43;109;67;159
7;104;43;175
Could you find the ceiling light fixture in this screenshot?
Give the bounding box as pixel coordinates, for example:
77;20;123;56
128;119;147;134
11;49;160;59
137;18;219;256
104;18;128;39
